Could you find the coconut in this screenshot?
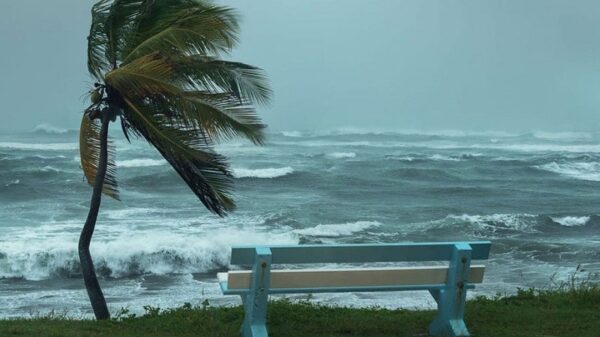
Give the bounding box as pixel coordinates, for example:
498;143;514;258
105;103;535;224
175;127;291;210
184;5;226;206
91;90;102;104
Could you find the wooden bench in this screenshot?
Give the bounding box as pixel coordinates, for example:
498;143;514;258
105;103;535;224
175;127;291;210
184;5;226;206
218;241;492;337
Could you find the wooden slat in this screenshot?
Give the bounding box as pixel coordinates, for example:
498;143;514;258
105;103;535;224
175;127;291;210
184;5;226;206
230;242;491;265
218;265;485;290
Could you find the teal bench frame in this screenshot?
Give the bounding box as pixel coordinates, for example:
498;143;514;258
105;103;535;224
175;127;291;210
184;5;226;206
219;241;492;337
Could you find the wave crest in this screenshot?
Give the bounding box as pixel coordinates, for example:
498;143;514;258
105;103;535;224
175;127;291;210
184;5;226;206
326;152;356;159
536;162;600;181
117;159;166;168
0;142;78;151
0;228;297;280
233;167;294;179
551;216;590;227
293;221;381;237
32;124;71;135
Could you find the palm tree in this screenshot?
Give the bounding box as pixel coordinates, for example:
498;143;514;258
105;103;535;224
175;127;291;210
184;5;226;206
79;0;270;320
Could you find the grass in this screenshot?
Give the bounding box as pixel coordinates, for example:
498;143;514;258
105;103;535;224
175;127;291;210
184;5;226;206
1;285;599;337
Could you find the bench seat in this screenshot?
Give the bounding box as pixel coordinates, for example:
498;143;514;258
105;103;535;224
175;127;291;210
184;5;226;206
218;265;485;295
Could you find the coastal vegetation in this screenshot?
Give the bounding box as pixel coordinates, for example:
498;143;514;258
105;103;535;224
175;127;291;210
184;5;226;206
1;286;599;337
79;0;269;319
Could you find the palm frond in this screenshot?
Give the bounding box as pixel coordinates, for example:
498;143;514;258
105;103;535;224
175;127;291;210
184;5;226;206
88;0;113;79
155;92;266;144
105;52;182;97
107;52;268;144
174;56;271;105
122;96;235;215
79;114;120;200
104;0;147;65
122;2;239;64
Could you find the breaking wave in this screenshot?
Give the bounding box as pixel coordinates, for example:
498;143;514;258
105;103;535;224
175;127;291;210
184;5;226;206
551;216;590;227
280;131;303;137
326;152;356;159
32;124;71;135
117;158;166;168
536;162;600;181
0;142;78;151
531;131;592;141
0;227;297;280
293;221;382;237
233;167;294;179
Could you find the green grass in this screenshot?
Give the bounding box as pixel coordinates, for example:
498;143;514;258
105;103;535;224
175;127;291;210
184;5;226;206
1;287;599;337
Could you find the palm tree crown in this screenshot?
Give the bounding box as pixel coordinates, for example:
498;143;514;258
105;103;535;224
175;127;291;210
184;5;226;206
81;0;270;215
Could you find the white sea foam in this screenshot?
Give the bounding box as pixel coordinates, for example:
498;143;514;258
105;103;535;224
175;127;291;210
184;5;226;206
304;128;516;138
388;154;461;162
32;124;70;134
440;214;538;233
281;131;303;137
472;143;600;153
233;167;294;178
0;142;78;151
274;139;600;153
33;155;67;160
294;221;382;237
117;158;166;168
429;154;460;161
551;216;590;227
40;166;61;173
532;131;592;141
104;207;162;220
536;162;600;181
4;179;20;187
0;226;297;280
326;152;356;159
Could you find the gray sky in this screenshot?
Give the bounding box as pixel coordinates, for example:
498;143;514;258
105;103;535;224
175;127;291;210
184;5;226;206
1;0;600;133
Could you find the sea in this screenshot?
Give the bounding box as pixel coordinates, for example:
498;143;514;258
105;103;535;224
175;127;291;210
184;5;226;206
1;124;599;318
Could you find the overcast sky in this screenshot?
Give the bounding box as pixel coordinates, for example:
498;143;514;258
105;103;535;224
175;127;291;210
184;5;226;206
1;0;600;133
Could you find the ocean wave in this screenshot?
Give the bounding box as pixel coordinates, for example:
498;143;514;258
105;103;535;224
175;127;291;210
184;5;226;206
387;154;461;162
233;167;294;179
0;142;78;151
326;152;356;159
103;207;165;220
531;131;592;141
430;154;460;161
32;124;71;135
472;143;600;153
293;221;381;237
536;162;600;181
421;213;599;238
282;128;517;138
4;179;20;187
550;216;590;227
273;139;600;153
40;165;61;173
280;131;303;137
34;155;67;160
422;214;541;238
0;228;297;280
117;158;166;168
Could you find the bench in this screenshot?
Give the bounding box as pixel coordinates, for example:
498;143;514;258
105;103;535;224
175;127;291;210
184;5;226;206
218;241;492;337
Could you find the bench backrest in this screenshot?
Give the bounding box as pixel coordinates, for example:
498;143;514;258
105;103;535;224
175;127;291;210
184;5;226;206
230;241;491;265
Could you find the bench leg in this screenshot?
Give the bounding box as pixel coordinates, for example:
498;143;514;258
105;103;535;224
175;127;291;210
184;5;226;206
241;247;272;337
429;243;472;337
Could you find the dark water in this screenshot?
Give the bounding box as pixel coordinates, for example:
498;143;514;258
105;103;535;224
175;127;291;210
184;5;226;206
1;125;599;317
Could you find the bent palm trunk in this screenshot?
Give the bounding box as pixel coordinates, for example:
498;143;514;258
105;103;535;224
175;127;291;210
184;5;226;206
79;112;111;320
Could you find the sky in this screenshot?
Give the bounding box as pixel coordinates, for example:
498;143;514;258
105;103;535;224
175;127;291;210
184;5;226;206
1;0;600;133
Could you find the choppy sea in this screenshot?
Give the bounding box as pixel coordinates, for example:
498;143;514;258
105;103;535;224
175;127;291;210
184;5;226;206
1;124;599;318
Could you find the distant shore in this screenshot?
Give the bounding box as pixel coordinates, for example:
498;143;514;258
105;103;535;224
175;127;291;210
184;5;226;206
0;286;598;337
